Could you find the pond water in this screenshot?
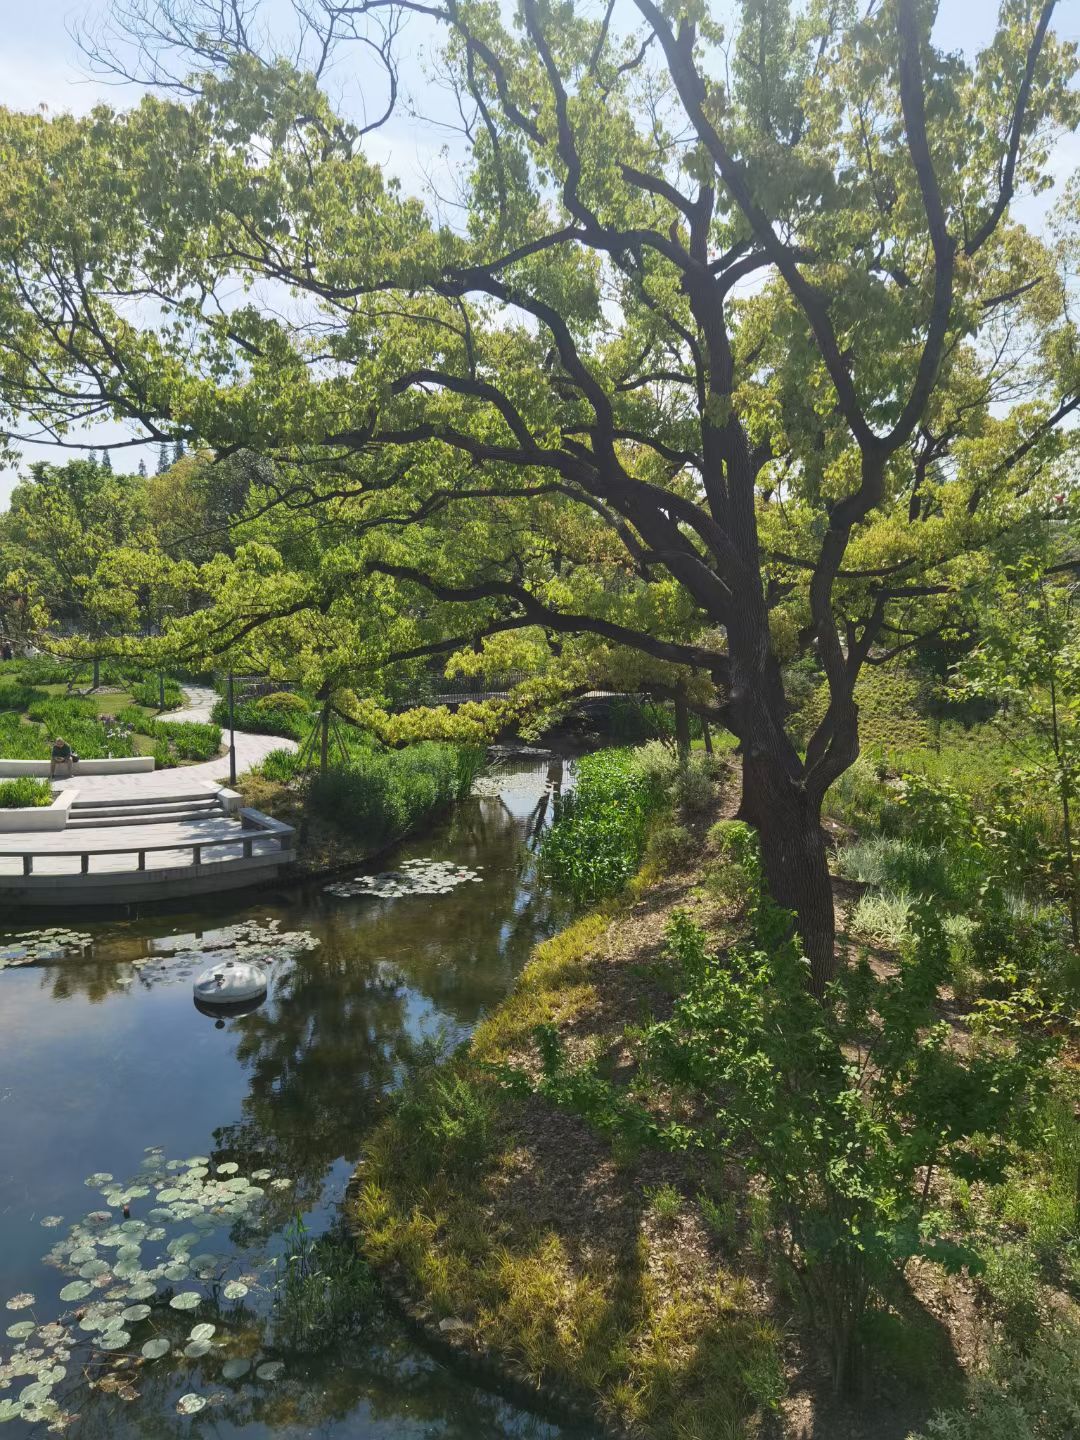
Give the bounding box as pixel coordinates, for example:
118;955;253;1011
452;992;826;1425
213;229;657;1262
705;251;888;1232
0;760;591;1438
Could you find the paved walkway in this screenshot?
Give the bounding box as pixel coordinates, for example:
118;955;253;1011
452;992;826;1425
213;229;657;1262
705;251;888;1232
51;686;299;802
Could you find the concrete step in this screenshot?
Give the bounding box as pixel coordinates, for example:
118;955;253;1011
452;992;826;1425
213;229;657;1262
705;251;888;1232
71;791;217;811
66;806;225;830
71;796;220;816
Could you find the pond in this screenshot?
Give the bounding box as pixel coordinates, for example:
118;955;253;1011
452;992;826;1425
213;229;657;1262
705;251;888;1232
0;759;591;1438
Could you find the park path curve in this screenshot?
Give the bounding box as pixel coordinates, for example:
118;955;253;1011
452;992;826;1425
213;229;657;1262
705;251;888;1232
50;685;299;802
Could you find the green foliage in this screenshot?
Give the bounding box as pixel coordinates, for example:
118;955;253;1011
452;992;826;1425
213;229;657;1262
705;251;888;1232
24;696;137;760
129;676;183;710
0;777;52;808
211;694;313;741
309;743;483;845
527;891;1055;1391
274;1216;377;1354
909;1318;1080;1440
259;748;300;784
541;747;671;905
0;680;48;713
392;1067;495;1182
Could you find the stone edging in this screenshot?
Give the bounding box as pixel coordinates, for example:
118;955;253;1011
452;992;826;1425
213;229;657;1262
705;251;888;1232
342;1166;633;1440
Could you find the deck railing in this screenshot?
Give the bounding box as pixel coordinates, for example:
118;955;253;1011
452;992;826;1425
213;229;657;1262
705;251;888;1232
0;819;294;877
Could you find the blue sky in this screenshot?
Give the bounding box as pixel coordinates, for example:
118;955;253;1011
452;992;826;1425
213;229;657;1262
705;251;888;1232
1;0;1078;505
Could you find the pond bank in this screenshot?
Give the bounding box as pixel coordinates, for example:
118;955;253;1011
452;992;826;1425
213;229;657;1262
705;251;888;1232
347;768;791;1440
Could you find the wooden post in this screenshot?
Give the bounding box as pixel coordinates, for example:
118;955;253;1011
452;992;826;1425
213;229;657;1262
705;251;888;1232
192;845;202;866
22;855;32;876
80;854;89;874
137;851;146;871
242;838;253;859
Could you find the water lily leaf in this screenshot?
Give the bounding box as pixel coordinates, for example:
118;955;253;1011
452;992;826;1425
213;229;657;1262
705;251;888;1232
39;1217;63;1229
5;1322;34;1340
169;1292;201;1311
155;1189;182;1203
222;1281;248;1300
188;1323;215;1343
269;1179;293;1191
176;1393;206;1415
163;1263;190;1283
58;1282;91;1303
78;1260;109;1280
18;1381;52;1406
0;1398;23;1421
4;1295;33;1311
183;1340;210;1359
121;1305;151;1323
167;1234;198;1256
141;1338;170;1360
215;1163;239;1176
98;1329;130;1351
126;1281;157;1301
256;1361;284;1381
84;1173;113;1188
221;1357;250;1380
250;1170;271;1182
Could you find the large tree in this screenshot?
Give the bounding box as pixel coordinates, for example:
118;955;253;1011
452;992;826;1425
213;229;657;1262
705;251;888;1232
1;0;1078;987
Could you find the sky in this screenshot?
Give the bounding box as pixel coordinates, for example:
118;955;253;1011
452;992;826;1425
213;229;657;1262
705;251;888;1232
1;0;1079;507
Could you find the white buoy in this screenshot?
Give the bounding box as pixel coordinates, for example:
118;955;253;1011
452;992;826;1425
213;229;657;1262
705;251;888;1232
193;960;267;1009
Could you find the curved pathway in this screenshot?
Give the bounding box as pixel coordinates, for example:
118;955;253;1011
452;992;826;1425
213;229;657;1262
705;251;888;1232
55;686;299;801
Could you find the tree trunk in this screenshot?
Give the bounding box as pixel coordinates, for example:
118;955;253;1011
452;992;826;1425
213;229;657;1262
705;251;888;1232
673;690;691;767
92;656;100;689
701;720;713;755
739;751;836;995
320;703;330;775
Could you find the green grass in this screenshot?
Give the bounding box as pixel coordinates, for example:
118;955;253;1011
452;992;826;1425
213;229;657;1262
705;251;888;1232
0;777;53;808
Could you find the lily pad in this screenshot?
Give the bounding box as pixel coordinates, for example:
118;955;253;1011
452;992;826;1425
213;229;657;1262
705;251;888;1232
59;1282;91;1303
221;1356;251;1380
126;1281;157;1301
183;1340;210;1359
98;1329;130;1351
216;1163;239;1176
121;1305;151;1323
222;1280;248;1300
256;1360;284;1381
5;1322;34;1340
39;1216;63;1229
189;1322;215;1342
0;1399;23;1421
84;1173;113;1188
169;1291;201;1311
4;1295;33;1311
141;1338;170;1360
176;1393;207;1415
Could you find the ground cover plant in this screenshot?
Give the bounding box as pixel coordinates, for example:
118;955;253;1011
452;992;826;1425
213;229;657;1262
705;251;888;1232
211;693;314;742
0;777;52;808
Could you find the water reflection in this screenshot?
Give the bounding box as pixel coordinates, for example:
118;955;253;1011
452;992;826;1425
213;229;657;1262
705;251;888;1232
0;763;586;1438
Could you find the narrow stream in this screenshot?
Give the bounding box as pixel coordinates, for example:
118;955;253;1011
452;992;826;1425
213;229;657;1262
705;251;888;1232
0;760;590;1438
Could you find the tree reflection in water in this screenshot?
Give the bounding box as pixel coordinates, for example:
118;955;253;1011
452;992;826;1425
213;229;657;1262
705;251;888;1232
4;767;581;1439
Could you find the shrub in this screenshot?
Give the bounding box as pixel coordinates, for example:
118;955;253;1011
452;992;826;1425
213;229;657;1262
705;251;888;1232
528;896;1055;1392
309;743;483;845
24;697;137;760
211;694;313;740
260;748;300;784
0;682;49;713
0;777;53;808
129;677;184;710
644;821;695;870
673;750;724;819
541;747;670;905
147;721;222;767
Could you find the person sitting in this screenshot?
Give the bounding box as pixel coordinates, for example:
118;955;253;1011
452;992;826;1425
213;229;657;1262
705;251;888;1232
49;738;74;779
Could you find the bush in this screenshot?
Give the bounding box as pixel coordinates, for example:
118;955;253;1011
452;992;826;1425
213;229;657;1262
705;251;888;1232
24;697;137;760
129;677;184;710
148;720;222;767
0;777;53;808
260;748;300;784
309;743;484;845
673;750;724;818
541;747;671;905
211;694;313;740
528;893;1055;1392
0;681;49;713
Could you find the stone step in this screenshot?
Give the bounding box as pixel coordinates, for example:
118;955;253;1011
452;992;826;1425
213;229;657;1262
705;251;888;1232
66;806;226;830
71;793;219;813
